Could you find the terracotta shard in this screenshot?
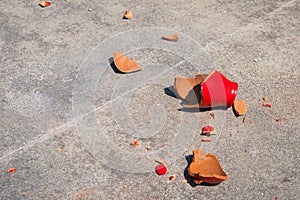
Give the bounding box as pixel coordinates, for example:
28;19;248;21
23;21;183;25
174;70;238;109
174;74;207;101
188;150;228;184
233;100;247;115
123;10;133;19
130;139;140;146
113;51;141;73
201;137;211;142
39;0;51;7
161;34;179;42
7;168;17;173
169;174;176;182
263;103;271;108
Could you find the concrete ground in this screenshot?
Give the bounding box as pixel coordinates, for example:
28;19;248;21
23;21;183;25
0;0;299;199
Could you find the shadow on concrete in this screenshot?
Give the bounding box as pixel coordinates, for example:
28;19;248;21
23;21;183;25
179;106;227;113
164;86;178;99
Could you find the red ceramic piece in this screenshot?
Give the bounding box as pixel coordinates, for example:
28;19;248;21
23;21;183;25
202;125;214;134
155;164;167;175
7;168;16;173
201;70;238;108
263;103;271;108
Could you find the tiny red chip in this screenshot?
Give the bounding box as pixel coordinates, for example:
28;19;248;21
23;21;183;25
263;103;271;108
7;168;16;173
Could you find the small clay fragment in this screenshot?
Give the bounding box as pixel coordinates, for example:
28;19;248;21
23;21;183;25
57;146;63;151
263;103;271;108
202;126;215;135
201;137;211;142
39;0;51;7
187;150;228;184
7;168;16;173
174;70;238;109
275;118;280;122
113;51;141;73
233;100;247;116
169;175;176;182
123;10;133;19
130;140;139;146
242;117;246;123
145;146;151;151
161;34;179;42
263;97;267;102
155;164;168;175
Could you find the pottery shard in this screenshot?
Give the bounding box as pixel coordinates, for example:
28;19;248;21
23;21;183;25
161;34;179;42
113;51;141;73
188;150;228;184
233;100;247;115
123;10;133;19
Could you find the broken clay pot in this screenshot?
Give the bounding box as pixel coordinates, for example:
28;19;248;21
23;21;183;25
174;70;238;109
113;51;141;73
188;150;228;184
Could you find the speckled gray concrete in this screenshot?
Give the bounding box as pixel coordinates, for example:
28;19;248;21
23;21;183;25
0;0;299;199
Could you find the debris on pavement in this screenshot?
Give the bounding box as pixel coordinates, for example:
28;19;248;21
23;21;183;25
57;146;63;151
113;51;141;73
161;34;179;42
39;1;51;7
168;174;176;182
123;10;133;19
233;100;247;116
145;146;151;151
174;70;238;109
210;112;215;119
155;164;168;175
130;140;140;146
7;168;17;173
201;137;211;142
201;126;215;135
263;97;267;102
243;117;246;123
275;118;280;122
263;103;271;108
187;150;228;184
